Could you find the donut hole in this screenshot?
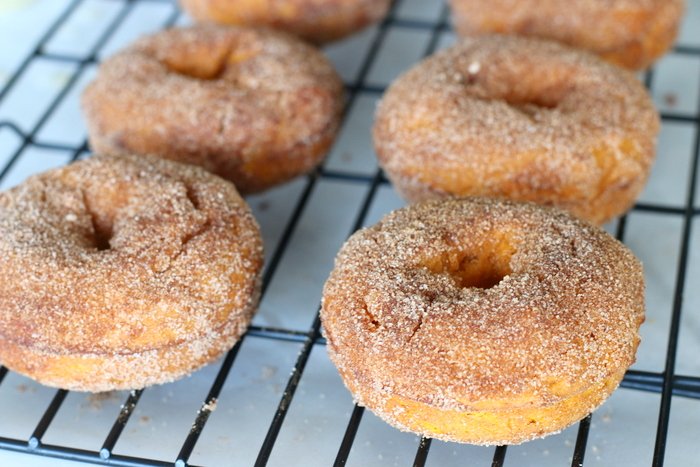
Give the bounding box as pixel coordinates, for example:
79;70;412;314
91;222;113;250
80;192;115;251
448;252;512;289
163;55;228;80
86;209;114;251
158;38;260;81
507;93;560;111
498;86;570;118
156;38;235;80
424;238;515;289
463;63;573;112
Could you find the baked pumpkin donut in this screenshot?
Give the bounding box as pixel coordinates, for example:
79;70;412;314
82;25;344;195
449;0;685;70
373;35;659;225
0;154;263;392
180;0;392;44
321;197;645;445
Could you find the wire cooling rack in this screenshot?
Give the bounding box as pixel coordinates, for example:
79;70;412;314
0;0;700;466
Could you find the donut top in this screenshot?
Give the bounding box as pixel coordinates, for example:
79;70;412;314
125;24;338;90
181;0;392;44
322;198;645;410
450;0;685;69
377;35;658;167
0;154;262;356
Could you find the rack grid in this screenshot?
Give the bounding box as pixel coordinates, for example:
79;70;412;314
0;0;699;466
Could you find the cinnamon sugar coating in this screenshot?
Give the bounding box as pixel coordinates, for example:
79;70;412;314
82;25;344;194
321;198;645;445
180;0;391;44
449;0;685;70
374;35;659;225
0;154;263;392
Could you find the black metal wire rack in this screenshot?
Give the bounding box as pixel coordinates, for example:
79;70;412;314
0;0;699;466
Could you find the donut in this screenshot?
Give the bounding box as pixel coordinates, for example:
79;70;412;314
179;0;392;44
0;154;263;392
82;25;344;195
449;0;685;70
321;197;645;445
373;35;659;225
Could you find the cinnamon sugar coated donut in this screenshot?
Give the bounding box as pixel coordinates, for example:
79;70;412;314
374;35;659;225
82;25;344;195
0;154;263;392
180;0;392;44
321;198;645;445
449;0;685;70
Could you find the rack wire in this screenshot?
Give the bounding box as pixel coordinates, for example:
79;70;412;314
0;0;699;466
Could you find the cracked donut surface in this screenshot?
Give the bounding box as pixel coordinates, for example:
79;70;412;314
0;154;263;392
321;197;645;445
82;24;344;194
373;35;659;225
